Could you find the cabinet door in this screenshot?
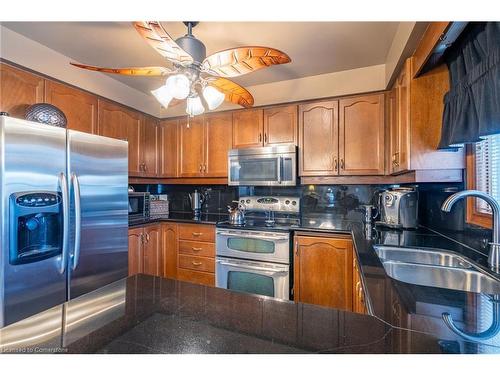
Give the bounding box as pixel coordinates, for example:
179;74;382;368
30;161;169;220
159;119;178;178
294;235;353;310
264;105;297;146
178;117;204;177
143;225;162;277
45;80;97;134
98;100;143;176
298;101;339;176
204;112;232;177
394;60;411;174
128;227;143;276
143;116;159;177
0;63;44;118
388;87;399;174
232;109;264;148
162;223;177;279
339;93;385;175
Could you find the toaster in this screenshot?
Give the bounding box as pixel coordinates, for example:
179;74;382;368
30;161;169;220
377;187;418;229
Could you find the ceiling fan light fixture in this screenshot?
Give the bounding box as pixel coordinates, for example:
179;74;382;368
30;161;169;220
166;74;190;99
202;85;225;110
151;85;173;108
186;95;205;117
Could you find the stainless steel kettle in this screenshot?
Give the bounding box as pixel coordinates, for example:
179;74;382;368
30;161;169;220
227;200;246;225
188;189;205;215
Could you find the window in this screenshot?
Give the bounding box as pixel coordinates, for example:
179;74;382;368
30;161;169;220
466;134;500;227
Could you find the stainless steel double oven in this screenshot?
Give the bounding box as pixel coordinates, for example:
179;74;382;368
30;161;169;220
215;228;291;300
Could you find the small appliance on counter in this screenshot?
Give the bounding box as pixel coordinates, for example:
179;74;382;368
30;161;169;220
128;191;151;224
376;187;418;229
189;189;205;217
150;194;169;217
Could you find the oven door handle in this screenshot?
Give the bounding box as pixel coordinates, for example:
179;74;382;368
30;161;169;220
217;231;289;242
216;259;288;275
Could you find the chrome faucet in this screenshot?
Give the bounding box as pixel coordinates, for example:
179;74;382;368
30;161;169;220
441;190;500;273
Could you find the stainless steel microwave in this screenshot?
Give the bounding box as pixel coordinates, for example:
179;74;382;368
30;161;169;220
227;145;297;186
128;192;150;223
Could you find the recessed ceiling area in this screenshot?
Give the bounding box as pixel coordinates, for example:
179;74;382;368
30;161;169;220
3;21;400;95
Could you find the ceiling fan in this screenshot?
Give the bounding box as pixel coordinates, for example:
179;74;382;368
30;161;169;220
70;21;291;116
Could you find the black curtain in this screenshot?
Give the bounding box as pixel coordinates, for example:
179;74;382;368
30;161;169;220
438;22;500;149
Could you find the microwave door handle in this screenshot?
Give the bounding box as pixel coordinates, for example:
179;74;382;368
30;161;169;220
71;173;82;270
216;260;288;275
59;173;69;274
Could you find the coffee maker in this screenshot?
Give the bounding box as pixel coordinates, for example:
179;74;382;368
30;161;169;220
188;189;205;216
377;187;418;229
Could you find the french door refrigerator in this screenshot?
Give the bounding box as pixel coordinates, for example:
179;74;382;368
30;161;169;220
0;116;128;328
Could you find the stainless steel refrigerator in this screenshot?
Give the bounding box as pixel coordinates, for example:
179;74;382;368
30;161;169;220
0;116;128;328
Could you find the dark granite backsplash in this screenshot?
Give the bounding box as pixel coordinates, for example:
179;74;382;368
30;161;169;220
131;181;494;255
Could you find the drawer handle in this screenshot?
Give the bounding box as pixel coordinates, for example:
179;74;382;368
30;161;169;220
192;247;203;251
191;261;202;266
192;232;202;237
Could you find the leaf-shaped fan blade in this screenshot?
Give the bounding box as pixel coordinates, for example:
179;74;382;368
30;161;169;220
133;21;194;66
70;62;173;76
207;78;254;108
202;46;291;78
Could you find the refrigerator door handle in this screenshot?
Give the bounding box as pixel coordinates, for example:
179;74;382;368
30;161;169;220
59;172;70;274
71;173;82;270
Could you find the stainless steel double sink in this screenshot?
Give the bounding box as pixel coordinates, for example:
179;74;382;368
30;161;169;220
373;245;500;294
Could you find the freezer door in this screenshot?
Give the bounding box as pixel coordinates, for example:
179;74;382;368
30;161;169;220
0;117;68;328
67;130;128;299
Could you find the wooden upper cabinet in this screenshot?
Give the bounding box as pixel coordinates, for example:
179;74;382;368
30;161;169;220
390;60;410;174
294;235;353;310
98;99;144;176
263;105;298;146
178;117;204;177
298;101;339;176
143;225;162;277
44;80;97;134
339;93;385;175
232;109;264;148
159;119;178;178
0;63;44;118
142;116;159;177
204;112;232;177
128;227;143;276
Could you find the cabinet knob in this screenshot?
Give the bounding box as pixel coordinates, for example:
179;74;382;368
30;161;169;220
333;156;338;172
264;133;267;143
340;159;345;170
203;164;207;173
199;164;202;173
258;133;262;143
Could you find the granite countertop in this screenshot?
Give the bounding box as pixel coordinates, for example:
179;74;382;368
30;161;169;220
2;213;499;353
129;211;229;228
127;210;500;353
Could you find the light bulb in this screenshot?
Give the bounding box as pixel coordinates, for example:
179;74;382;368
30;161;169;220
166;74;190;100
151;85;173;108
202;85;225;110
186;95;205;116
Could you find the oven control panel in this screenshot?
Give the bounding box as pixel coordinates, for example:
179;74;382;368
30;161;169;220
239;196;300;213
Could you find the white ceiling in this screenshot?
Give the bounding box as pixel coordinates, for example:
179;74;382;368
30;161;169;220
3;22;400;95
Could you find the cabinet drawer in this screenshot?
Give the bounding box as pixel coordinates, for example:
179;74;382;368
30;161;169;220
177;268;215;287
178;254;215;273
178;224;215;242
179;240;215;258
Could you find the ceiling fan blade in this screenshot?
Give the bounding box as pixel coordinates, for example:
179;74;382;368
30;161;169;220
207;77;254;108
70;62;173;76
133;21;194;66
202;46;291;78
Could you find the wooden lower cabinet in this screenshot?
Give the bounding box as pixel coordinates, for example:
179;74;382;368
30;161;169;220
294;234;353;310
128;224;162;277
353;255;368;314
176;223;215;287
128;227;144;276
129;222;215;287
